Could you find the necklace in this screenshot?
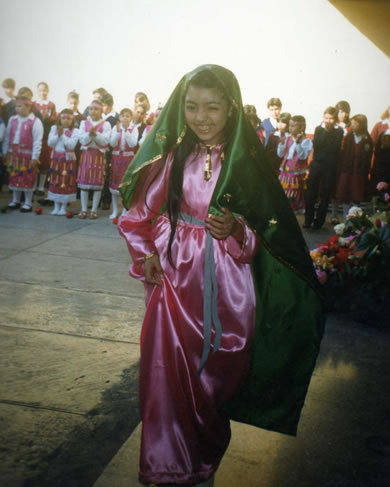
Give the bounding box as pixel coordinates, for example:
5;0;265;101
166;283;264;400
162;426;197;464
203;144;224;181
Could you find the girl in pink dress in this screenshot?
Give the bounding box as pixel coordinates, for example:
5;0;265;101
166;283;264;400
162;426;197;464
77;101;111;219
3;95;44;212
33;82;57;195
47;109;79;215
277;115;313;213
109;108;138;218
118;65;323;486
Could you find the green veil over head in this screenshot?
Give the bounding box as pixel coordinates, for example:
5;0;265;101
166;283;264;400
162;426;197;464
120;64;324;436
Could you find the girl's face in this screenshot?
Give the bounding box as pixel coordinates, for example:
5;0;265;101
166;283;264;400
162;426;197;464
289;120;305;138
133;106;145;124
68;97;79;112
351;119;362;135
268;105;281;120
277;120;288;132
38;84;49;100
60;114;73;128
4;87;14;98
15;100;30;117
338;110;349;123
120;112;132;126
89;106;102;121
184;85;229;146
323;113;336;129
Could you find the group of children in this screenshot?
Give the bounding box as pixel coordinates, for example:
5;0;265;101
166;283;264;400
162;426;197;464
246;98;390;229
0;77;389;227
0;78;160;218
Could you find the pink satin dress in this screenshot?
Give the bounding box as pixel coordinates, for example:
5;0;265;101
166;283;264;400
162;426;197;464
118;144;259;485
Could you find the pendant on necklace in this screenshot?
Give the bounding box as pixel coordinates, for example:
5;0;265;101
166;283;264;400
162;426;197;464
204;147;212;181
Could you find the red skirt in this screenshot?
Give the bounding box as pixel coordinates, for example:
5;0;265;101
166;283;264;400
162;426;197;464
7;148;37;191
47;151;77;198
77;149;105;190
110;152;134;192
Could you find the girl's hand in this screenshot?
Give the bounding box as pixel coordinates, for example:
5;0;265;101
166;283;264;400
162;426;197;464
57;125;64;136
89;127;96;137
206;208;244;243
144;254;164;285
295;132;304;143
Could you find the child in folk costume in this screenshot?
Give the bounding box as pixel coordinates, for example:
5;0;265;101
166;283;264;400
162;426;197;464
77;100;111;219
33;82;57;196
2;95;43;212
266;111;291;173
109;108;138;219
47;109;79;215
335;114;373;216
277;115;312;213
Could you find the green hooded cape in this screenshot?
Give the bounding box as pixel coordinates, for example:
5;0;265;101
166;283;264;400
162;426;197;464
120;64;324;436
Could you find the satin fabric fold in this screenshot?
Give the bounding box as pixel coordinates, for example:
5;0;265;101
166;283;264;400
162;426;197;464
118;145;259;484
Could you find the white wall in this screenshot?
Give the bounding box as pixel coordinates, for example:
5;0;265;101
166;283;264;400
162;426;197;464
0;0;389;132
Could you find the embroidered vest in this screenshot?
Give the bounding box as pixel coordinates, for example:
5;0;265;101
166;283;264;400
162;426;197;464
113;127;136;152
10;116;36;152
84;120;108;149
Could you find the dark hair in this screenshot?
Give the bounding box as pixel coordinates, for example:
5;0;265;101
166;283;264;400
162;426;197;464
17;87;33;100
290;115;306;132
102;93;114;106
58;108;75;129
351;114;369;135
166;70;235;266
120;107;133;116
92;87;107;96
335;100;350;114
2;78;15;89
37;81;49;90
267;97;282;109
244;104;257;115
323;106;337;118
135;92;150;110
135;103;147;114
67;90;79;102
278;112;291;125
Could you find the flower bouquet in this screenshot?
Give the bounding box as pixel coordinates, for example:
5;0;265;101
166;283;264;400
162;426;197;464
311;205;390;327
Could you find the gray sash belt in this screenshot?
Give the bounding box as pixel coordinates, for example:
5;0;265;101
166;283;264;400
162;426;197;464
178;213;222;374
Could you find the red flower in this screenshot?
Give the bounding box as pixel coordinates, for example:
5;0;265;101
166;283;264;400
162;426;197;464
375;218;381;228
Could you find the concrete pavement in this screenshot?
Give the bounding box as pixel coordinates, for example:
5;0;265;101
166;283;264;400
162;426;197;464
0;188;389;487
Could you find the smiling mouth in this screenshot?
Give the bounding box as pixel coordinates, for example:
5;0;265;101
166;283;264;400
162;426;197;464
196;126;211;133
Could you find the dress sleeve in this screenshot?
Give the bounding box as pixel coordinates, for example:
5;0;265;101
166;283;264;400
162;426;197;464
63;128;80;150
118;154;172;275
295;138;313;160
224;218;260;264
277;139;287;158
47;125;59;148
124;127;138;147
32;118;44;160
94;121;111;147
110;126;120;147
79;121;91;146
